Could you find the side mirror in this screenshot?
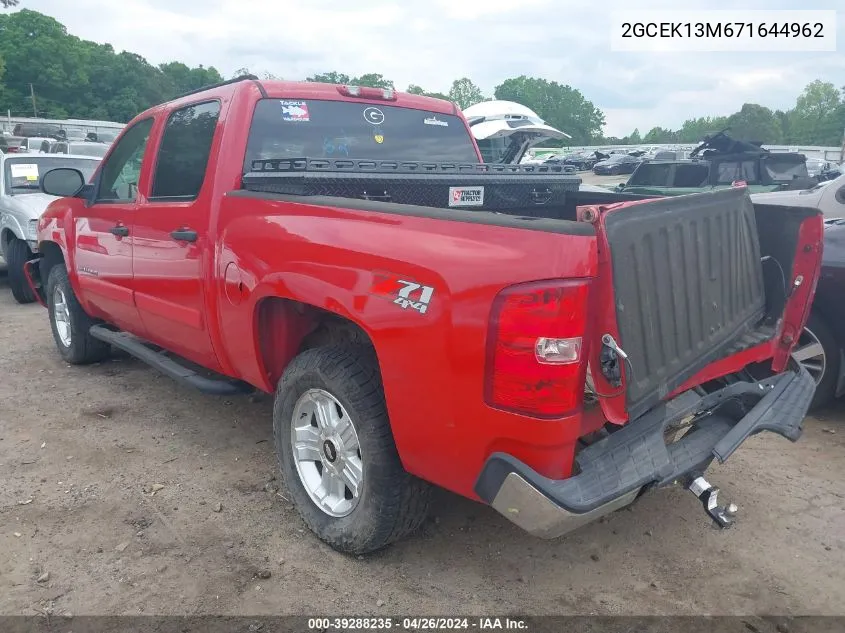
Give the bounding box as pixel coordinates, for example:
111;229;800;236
41;168;86;197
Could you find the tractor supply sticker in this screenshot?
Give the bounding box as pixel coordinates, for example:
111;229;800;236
369;272;434;315
363;107;385;125
423;116;448;127
10;163;39;181
280;100;310;122
448;186;484;207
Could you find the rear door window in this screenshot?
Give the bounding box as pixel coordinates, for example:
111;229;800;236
673;164;709;187
151;100;221;200
244;99;479;170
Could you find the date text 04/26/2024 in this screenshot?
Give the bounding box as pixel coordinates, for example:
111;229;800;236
307;617;528;630
610;10;837;52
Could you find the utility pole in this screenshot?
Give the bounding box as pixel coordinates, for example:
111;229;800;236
30;83;37;117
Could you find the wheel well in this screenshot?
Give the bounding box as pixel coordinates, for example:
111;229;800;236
256;297;376;387
0;227;16;252
37;241;65;287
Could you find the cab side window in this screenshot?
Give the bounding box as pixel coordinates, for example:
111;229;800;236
150;100;221;200
96;118;154;203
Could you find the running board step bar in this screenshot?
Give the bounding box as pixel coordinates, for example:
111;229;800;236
89;325;251;396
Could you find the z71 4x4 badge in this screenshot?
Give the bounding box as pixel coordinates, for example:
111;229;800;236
369;272;435;315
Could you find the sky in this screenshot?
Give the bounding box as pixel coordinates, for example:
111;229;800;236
15;0;845;137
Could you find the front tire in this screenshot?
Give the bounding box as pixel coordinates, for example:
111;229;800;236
274;346;431;554
6;238;36;304
46;264;110;364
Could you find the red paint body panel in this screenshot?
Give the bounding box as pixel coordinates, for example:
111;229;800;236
33;80;822;502
771;215;825;372
215;195;598;489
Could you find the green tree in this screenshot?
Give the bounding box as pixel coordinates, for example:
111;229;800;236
305;71;392;89
789;80;842;145
352;73;393;89
775;109;793;144
447;77;485;110
676;116;730;143
406;84;449;100
726;103;782;143
628;128;642;144
642;126;676;143
306;71;351;84
1;0;19;8
494;75;605;144
160;62;223;95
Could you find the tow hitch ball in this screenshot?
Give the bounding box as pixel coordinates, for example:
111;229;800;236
686;475;738;529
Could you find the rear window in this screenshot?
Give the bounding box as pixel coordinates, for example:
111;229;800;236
764;157;809;181
244;99;478;170
628;163;672;186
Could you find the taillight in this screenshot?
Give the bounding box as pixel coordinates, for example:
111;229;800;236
485;280;591;418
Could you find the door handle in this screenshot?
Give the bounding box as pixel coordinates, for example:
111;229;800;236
170;229;198;242
110;225;129;237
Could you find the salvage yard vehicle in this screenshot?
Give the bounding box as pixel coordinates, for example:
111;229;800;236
464;100;570;165
0;153;101;303
618;131;812;197
29;76;823;554
592;153;640;175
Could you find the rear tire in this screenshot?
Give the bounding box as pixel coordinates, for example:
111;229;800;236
6;238;36;304
795;312;840;411
274;346;431;554
46;264;110;364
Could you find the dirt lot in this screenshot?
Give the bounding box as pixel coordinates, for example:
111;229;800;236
1;261;844;618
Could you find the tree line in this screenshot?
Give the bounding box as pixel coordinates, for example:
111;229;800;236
1;7;842;147
610;81;845;147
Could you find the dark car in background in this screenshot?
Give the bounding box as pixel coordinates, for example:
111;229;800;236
593;153;640;175
12;122;62;138
562;150;600;171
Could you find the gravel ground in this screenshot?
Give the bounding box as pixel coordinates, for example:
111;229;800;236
1;261;844;618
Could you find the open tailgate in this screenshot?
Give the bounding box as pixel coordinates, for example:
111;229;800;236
581;186;823;423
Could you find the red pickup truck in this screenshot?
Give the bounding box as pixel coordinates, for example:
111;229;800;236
30;76;822;554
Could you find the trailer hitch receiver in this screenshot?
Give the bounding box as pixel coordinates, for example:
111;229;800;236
686;475;738;529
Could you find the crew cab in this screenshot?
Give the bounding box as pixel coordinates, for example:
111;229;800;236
29;76;823;554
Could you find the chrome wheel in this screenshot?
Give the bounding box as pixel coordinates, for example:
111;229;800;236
52;285;72;348
291;389;363;518
793;327;826;384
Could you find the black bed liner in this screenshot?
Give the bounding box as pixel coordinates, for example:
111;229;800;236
605;187;767;420
242;158;582;210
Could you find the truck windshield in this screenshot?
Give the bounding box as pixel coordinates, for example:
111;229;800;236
244;99;479;169
4;156;100;194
